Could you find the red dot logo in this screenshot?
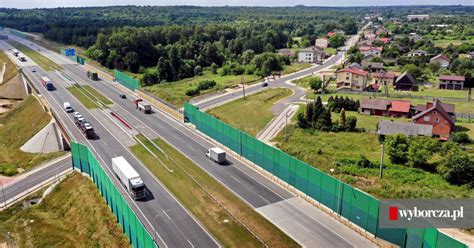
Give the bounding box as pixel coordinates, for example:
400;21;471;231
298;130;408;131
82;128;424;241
389;206;398;221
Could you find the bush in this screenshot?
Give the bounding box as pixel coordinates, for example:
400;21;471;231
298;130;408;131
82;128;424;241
185;87;200;96
385;134;409;164
356;155;373;168
442;152;474;187
450;132;471;144
197;80;217;91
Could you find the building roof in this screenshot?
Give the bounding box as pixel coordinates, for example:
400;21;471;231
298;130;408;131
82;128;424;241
409;50;427;54
415;102;455;114
336;68;369;76
389;100;411;113
395;71;416;85
378;38;390;43
298;46;324;53
412;99;455;125
373;72;396;79
348;62;363;70
368;62;384;69
359;46;383;52
377;120;432;136
360;98;391;110
430;54;451;63
439;75;465;82
278;49;294;56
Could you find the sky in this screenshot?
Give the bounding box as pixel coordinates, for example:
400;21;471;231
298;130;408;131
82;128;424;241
1;0;472;9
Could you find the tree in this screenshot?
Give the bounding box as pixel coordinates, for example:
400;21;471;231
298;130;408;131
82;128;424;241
315;109;332;131
345;116;357;131
407;137;437;169
442;152;474;187
329;33;346;48
313;96;324;126
305;103;314;128
339;108;346;130
194;65;203;76
427;62;441;75
296;112;307;128
210;63;218;74
385;134;409;164
450;132;471;144
402;64;423;80
309;77;322;94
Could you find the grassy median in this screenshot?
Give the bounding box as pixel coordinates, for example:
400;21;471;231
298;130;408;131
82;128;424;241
131;135;298;248
207;88;292;136
0;172;130;247
67;84;112;109
7;40;62;71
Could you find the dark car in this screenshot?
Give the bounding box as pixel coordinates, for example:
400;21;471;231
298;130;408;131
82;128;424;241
262;82;268;87
119;94;127;99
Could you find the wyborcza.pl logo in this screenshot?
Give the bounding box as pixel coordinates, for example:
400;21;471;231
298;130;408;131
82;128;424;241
379;200;473;228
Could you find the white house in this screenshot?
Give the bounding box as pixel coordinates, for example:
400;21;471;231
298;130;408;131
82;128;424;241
297;47;326;64
430;54;451;68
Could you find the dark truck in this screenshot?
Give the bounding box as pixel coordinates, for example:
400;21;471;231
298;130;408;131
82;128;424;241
87;71;99;81
74;115;95;139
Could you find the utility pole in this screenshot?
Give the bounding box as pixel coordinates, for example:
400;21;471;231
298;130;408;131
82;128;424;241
241;74;246;100
379;144;384;179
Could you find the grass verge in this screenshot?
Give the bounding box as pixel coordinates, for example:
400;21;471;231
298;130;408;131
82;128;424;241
130;135;298;248
207;88;292;136
6;40;62;71
144;70;260;107
0;96;65;176
272;127;474;199
0;52;18;84
282;63;311;75
0;172;130;247
67;84;112;109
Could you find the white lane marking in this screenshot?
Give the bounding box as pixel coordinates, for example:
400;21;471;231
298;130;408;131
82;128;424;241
230;175;241;183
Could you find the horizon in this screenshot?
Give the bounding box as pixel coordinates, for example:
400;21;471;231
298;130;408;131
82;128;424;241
1;1;473;9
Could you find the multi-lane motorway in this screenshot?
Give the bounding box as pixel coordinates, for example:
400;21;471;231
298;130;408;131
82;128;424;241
1;30;377;247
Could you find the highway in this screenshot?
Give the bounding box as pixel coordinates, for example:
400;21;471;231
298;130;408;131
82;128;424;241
1;156;71;209
4;31;376;247
1;36;219;247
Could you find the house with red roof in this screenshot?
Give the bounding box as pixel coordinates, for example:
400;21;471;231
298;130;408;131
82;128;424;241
388;100;411;117
377;37;390;44
335;68;369;91
412;99;455;138
359;98;410;117
359;46;383;57
438;75;465;90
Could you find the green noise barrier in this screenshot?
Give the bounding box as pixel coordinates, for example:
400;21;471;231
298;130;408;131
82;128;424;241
114;69;139;91
184;102;467;248
70;141;158;248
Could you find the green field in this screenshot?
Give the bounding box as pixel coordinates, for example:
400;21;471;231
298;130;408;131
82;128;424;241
67;84;112;109
385;85;469;99
130;135;298;248
0;96;65;176
144;70;260;107
282;63;311;75
456;121;474;140
7;40;62;71
324;47;337;55
208;88;292;136
330;111;411;131
0;52;18;84
272;127;474;199
0;172;130;247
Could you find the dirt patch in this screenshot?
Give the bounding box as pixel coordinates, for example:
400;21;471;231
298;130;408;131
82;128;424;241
0;75;27;100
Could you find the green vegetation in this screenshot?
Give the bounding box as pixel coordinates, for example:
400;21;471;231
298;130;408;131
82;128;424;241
0;96;64;176
385;86;469;99
208;88;292;136
0;172;130;247
282;63;311;75
67;84;112;109
6;40;62;71
130;135;298;248
272;128;474;199
145;70;259;106
0;52;18;84
324;47;336;55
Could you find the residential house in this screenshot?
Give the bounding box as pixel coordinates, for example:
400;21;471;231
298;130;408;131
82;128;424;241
408;50;428;57
359;46;383;57
394;71;417;91
409;34;423;42
438;75;465;90
366;62;384;73
372;72;397;85
358;40;374;47
377;38;390;44
430;54;451;68
335;68;369;91
348;62;363;70
364;33;376;40
469;51;474;59
315;38;328;48
407;15;429;21
412;99;455;138
277;49;295;57
377;120;433;137
359;99;410;117
414;101;455;117
361;55;375;67
297;46;325;63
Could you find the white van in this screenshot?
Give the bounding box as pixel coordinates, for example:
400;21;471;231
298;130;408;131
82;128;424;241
63;102;73;112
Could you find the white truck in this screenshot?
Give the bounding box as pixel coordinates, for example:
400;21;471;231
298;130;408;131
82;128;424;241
206;147;226;164
133;99;151;114
112;156;146;200
12;49;19;56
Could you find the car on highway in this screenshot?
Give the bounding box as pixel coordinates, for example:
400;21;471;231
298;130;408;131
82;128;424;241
31;68;36;72
63;102;73;112
73;112;81;118
119;94;127;99
262;82;268;87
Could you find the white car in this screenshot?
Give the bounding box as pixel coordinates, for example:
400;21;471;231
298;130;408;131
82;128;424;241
63;102;73;112
31;68;36;72
73;112;81;118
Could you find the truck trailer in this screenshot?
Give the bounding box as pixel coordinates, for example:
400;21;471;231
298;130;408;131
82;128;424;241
87;71;99;81
206;147;226;164
40;77;54;91
133;99;151;114
112;156;146;200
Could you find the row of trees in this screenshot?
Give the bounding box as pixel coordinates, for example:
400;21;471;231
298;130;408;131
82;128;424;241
296;97;358;132
384;134;473;187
